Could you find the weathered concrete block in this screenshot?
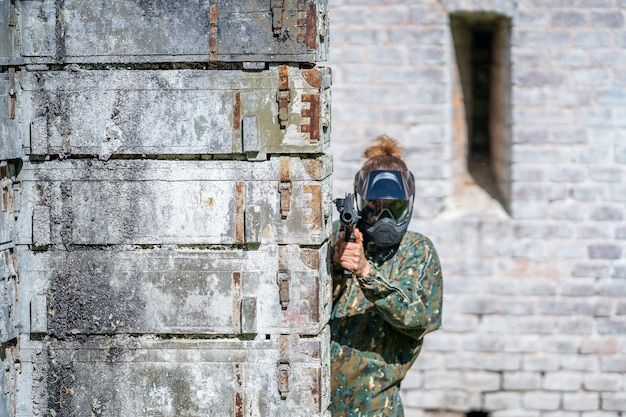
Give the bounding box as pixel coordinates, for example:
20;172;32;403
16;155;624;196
463;371;501;392
19;66;331;158
522;391;560;411
16;157;332;246
550;11;587;27
583;373;622;391
422;371;464;390
19;243;330;337
589;166;623;182
543;372;583;391
601;392;626;412
17;332;330;417
588;244;623;259
402;388;480;411
503;372;542;391
590;11;625;27
563;392;600;411
597;317;626;334
14;0;328;64
484;391;522;411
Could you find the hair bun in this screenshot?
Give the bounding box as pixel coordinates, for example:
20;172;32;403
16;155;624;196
363;134;403;160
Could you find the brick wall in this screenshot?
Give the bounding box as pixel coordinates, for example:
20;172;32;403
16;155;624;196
327;0;626;416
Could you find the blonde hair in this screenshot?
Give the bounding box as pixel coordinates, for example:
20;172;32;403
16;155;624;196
362;134;408;172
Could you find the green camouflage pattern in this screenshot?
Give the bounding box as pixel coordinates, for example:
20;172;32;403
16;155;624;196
328;221;443;416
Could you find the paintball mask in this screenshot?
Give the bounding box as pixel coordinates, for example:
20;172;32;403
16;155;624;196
354;169;415;247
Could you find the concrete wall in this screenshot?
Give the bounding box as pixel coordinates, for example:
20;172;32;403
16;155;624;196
328;0;626;415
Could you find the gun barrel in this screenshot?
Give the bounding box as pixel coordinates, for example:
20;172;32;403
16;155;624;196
334;194;358;244
341;211;355;223
340;210;356;225
334;193;359;235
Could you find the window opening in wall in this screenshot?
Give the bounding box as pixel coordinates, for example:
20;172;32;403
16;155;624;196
467;411;489;417
450;12;512;214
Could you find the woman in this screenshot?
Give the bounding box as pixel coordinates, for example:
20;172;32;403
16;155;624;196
330;135;443;416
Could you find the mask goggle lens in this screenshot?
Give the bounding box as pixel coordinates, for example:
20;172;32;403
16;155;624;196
357;196;412;225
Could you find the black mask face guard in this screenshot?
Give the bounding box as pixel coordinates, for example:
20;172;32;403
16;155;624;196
353;169;416;247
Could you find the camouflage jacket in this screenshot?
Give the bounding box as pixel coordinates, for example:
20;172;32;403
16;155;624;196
328;222;443;417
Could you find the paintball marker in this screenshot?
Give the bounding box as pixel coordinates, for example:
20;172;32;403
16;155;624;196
334;193;359;243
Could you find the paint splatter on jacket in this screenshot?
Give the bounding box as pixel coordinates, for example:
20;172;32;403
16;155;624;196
329;221;443;417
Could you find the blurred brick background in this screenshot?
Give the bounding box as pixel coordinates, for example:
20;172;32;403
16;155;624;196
327;0;626;415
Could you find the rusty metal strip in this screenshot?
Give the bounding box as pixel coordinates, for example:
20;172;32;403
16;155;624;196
303;184;322;230
303;159;324;180
310;368;322;412
277;361;290;400
302;68;322;88
279;157;291;212
278;65;289;91
209;3;218;60
9;68;16;120
279;157;291;218
233;91;241;131
301;94;320;142
277;246;290;310
277;334;290;400
11;249;17;275
310;273;320;322
1;188;7;213
279;156;291;183
297;3;317;50
5;337;21;417
11;179;20;218
235;181;245;244
271;0;285;35
279;183;291;218
278;333;289;361
277;271;290;310
300;248;320;270
277;246;289;310
8;0;15;26
62;134;71;153
278;245;288;272
276;245;291;310
277;66;290;128
5;249;18;295
1;166;7;212
11;268;18;298
235;363;244;417
233;271;242;334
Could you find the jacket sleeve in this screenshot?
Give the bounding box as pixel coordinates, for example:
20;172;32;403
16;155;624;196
356;235;443;340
